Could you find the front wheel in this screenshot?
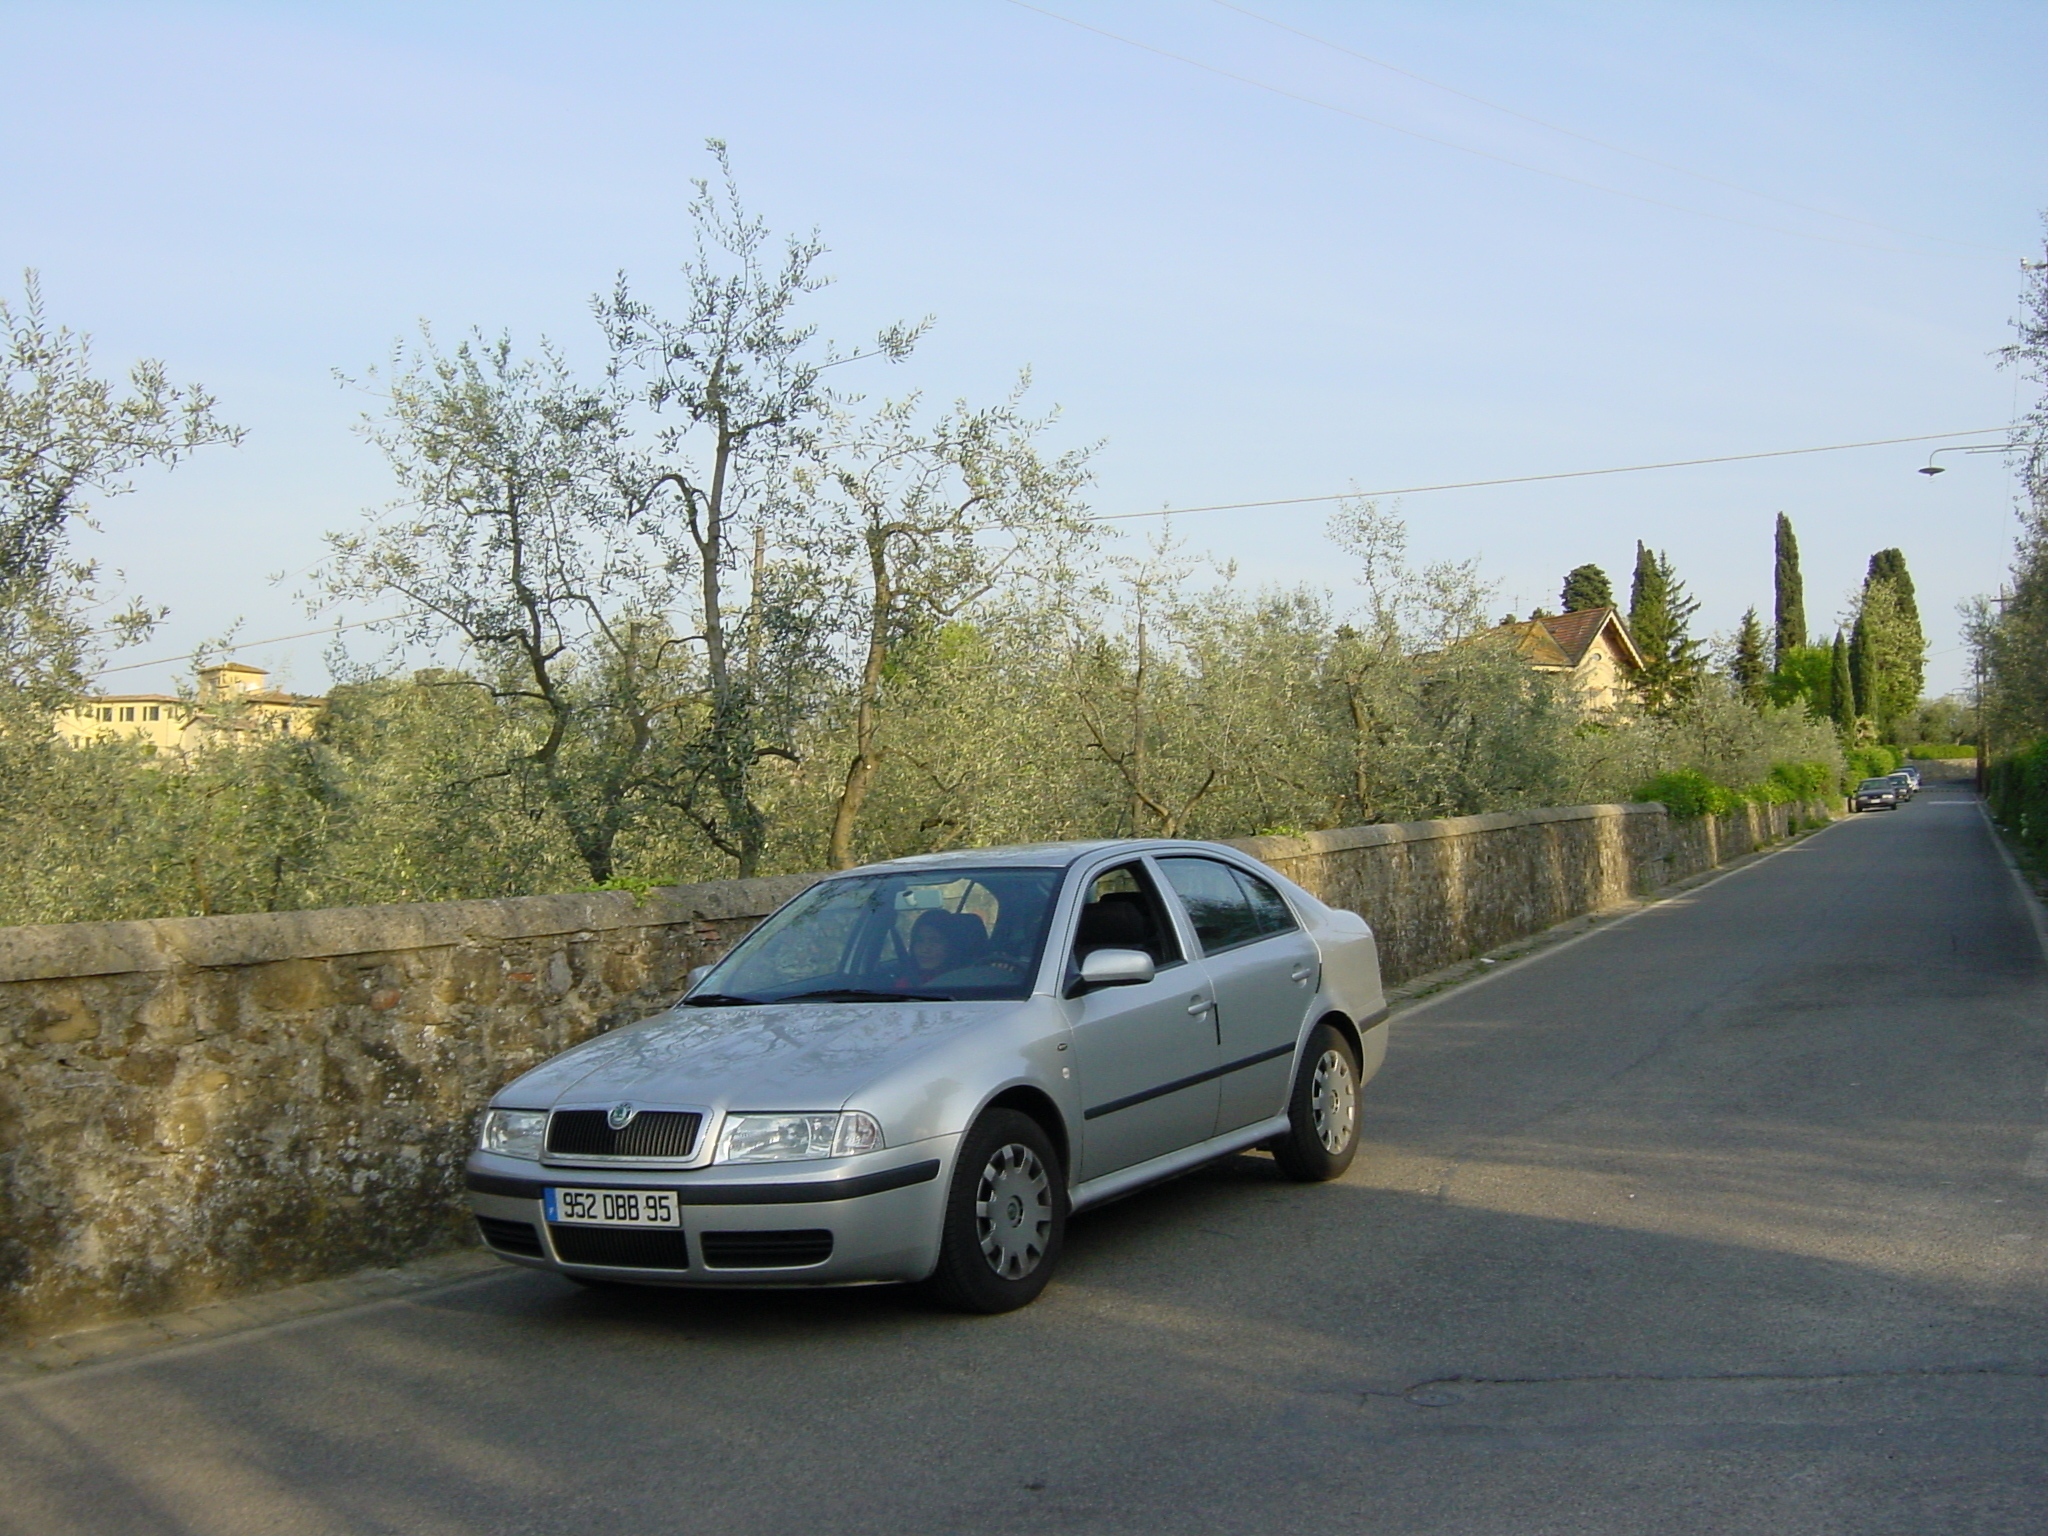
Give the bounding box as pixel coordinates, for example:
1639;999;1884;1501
923;1109;1066;1313
1269;1023;1362;1182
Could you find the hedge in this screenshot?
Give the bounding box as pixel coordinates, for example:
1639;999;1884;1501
1635;759;1836;820
1842;744;1903;786
1988;737;2048;859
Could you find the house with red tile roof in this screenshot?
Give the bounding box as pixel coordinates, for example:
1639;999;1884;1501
1494;606;1643;711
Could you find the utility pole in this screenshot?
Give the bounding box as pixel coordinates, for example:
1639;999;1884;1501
1978;590;2009;797
1976;645;1987;795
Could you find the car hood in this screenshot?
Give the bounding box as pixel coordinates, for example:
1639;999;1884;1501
494;998;1018;1110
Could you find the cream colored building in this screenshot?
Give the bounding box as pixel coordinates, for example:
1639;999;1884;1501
56;663;325;754
1494;606;1644;711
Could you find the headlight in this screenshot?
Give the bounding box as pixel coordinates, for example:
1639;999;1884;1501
715;1111;884;1164
478;1108;547;1159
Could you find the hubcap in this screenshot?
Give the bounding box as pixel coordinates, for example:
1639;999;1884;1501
1309;1048;1357;1154
974;1142;1052;1279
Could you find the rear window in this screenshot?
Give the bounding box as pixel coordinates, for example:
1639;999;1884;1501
1155;856;1300;955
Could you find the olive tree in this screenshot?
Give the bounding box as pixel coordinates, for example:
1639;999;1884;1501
597;140;924;875
795;383;1092;866
1322;499;1579;821
327;143;930;883
0;270;240;708
323;330;687;885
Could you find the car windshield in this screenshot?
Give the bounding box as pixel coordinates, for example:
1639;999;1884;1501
688;867;1064;1004
1858;779;1896;791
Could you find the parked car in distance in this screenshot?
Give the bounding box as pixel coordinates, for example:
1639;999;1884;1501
1898;764;1923;791
467;839;1389;1312
1853;777;1903;812
1884;771;1916;801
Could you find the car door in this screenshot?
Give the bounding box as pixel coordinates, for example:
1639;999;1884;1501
1153;855;1320;1136
1062;859;1221;1181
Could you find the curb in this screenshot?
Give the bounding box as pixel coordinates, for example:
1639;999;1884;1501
1384;808;1841;1014
0;1247;502;1384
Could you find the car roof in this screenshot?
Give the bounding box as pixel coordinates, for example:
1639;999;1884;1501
839;838;1250;877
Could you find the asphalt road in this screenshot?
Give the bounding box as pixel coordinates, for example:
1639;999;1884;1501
4;784;2044;1535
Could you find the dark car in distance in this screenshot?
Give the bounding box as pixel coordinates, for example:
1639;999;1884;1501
1853;777;1902;812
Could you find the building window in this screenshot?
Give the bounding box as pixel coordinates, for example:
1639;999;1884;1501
120;706;135;722
98;706;114;721
145;706;160;721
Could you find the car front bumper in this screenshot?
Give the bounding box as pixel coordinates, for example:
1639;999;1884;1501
465;1138;959;1287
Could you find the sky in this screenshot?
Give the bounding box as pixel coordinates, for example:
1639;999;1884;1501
5;0;2043;698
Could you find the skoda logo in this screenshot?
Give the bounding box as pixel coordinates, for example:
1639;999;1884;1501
606;1101;639;1131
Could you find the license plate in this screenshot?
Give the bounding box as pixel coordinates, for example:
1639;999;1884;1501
544;1187;680;1227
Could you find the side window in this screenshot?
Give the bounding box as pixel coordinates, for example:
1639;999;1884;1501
1154;857;1260;954
1233;868;1299;940
1071;863;1182;968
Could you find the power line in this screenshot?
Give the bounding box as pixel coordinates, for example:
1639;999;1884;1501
1206;0;2011;256
79;428;2017;674
1001;0;1999;259
89;611;428;679
1095;426;2015;522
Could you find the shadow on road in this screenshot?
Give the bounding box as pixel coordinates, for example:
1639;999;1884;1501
2;1150;2041;1536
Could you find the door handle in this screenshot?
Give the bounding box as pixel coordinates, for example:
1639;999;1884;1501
1290;966;1316;984
1187;996;1213;1015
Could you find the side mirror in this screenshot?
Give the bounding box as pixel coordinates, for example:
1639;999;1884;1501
1071;948;1156;996
686;963;714;989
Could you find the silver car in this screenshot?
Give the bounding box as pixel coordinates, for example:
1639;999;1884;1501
466;839;1388;1312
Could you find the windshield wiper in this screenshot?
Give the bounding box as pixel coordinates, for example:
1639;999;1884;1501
771;988;949;1004
679;992;763;1008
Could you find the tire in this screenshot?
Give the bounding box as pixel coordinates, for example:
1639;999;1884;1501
1269;1023;1362;1182
923;1109;1066;1314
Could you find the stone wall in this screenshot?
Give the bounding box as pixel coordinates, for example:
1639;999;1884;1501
0;876;817;1343
0;800;1820;1342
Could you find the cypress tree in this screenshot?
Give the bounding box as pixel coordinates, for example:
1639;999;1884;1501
1628;542;1667;658
1732;608;1766;703
1866;548;1926;718
1773;512;1806;663
1560;563;1614;612
1628;542;1702;711
1829;631;1854;734
1848;609;1872;719
1851;549;1928;732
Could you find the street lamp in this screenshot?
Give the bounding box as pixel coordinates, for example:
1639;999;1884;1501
1917;448;2013;793
1917;443;2007;475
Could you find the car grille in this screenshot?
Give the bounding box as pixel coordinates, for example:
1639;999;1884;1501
546;1109;702;1160
476;1216;544;1257
699;1230;835;1269
549;1226;693;1270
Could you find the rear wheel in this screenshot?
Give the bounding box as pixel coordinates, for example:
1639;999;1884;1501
923;1109;1065;1313
1270;1023;1361;1182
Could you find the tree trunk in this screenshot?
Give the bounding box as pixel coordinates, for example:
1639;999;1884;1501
828;537;893;868
694;427;766;878
1128;606;1149;835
